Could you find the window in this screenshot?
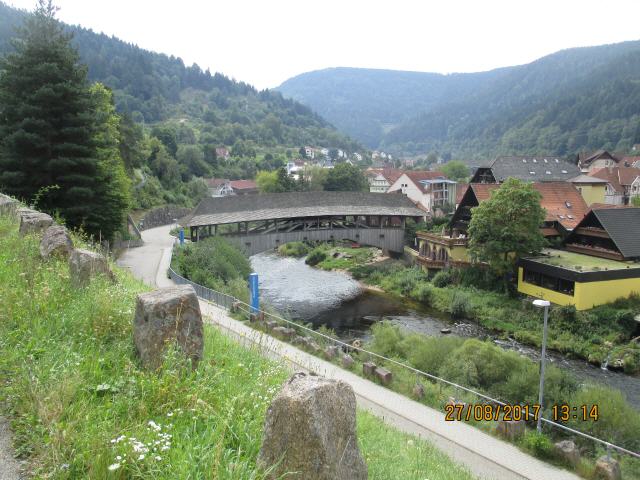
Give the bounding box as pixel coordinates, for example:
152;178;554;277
523;269;575;296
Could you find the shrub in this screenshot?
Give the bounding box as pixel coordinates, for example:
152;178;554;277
399;334;464;374
568;386;640;452
381;267;429;296
277;241;309;257
432;269;453;288
173;236;251;287
305;248;327;266
449;290;471;319
369;321;405;358
410;283;434;305
521;431;554;459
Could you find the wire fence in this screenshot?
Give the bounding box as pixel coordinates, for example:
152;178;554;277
167;261;640;461
168;267;236;310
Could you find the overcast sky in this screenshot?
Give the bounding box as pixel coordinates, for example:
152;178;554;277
6;0;640;89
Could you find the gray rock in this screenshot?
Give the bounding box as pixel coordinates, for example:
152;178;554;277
68;248;115;288
265;320;278;331
324;345;339;359
133;285;204;370
496;419;525;440
594;456;621;480
258;373;367;480
363;361;376;376
413;383;425;399
374;367;392;385
342;354;355;369
0;193;18;217
272;326;296;340
554;440;580;466
39;225;73;259
19;210;53;236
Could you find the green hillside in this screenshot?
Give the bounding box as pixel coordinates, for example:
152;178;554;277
279;42;640;160
0;1;358;152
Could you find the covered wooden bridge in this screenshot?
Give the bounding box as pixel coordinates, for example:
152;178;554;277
181;191;425;255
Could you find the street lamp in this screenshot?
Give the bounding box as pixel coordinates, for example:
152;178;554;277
533;298;551;433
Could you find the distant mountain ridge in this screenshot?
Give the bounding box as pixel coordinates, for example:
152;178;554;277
278;41;640;159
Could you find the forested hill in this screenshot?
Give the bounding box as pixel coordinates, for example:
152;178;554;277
0;1;358;151
279;41;640;160
277;67;509;148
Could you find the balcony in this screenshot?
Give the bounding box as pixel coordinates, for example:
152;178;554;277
416;231;468;247
574;227;610;239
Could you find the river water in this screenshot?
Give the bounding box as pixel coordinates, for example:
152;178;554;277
251;252;640;410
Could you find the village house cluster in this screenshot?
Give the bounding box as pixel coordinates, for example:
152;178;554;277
413;151;640;311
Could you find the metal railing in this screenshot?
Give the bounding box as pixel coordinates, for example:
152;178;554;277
168;266;236;310
166;260;640;461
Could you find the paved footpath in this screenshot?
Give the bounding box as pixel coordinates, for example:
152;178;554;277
121;225;581;480
0;417;22;480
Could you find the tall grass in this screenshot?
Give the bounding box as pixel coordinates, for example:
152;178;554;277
0;216;476;479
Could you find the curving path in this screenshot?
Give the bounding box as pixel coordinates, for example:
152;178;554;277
0;417;22;480
118;225;581;480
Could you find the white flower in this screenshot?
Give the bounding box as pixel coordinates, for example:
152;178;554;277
138;454;145;461
148;420;161;431
116;456;122;461
108;463;120;471
155;456;162;461
167;412;173;417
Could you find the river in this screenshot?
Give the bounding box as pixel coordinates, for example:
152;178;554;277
251;251;640;410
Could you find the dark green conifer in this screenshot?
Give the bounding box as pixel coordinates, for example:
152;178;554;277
0;1;100;233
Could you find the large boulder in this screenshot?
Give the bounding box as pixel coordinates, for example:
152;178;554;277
40;225;73;259
68;248;115;288
19;210;53;236
258;373;367;480
133;285;204;370
0;193;18;217
496;419;525;440
594;456;621;480
554;440;580;466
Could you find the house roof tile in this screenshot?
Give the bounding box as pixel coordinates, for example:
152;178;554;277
470;182;588;230
472;156;580;182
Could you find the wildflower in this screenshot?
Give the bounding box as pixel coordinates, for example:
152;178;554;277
155;456;162;461
108;463;120;471
138;454;145;461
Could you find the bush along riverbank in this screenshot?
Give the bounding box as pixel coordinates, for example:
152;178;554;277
349;262;640;375
171;236;251;303
0;214;478;480
277;240;384;270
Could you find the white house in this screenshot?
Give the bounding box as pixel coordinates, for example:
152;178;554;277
205;178;233;197
387;171;457;212
365;169;403;193
304;146;315;159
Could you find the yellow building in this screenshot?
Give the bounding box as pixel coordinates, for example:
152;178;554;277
568;174;607;206
416;231;470;270
518;207;640;310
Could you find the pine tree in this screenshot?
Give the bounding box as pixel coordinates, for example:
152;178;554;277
86;83;131;240
0;1;100;233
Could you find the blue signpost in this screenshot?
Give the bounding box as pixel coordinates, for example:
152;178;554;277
179;228;185;246
249;273;259;314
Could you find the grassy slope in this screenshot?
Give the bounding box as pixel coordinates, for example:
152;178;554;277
0;215;475;480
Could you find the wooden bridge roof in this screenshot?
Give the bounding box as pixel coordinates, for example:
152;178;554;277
183;191;425;227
